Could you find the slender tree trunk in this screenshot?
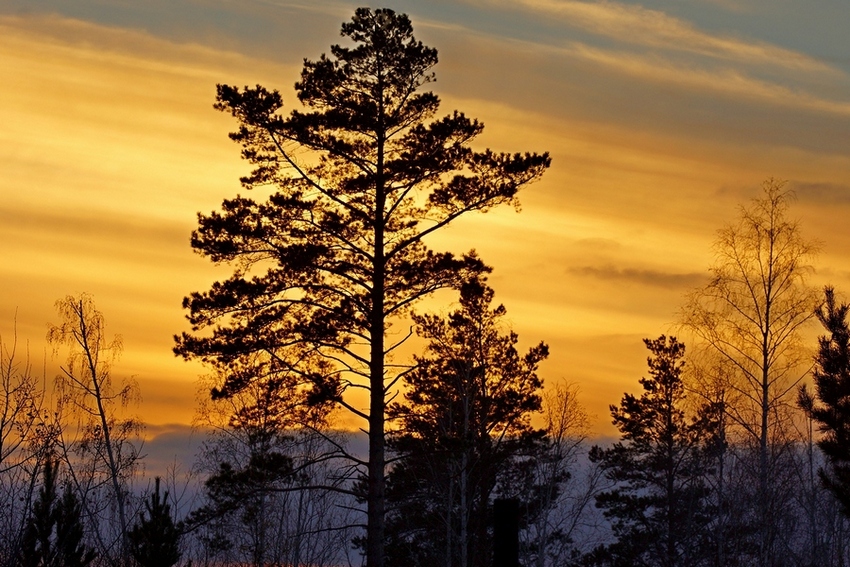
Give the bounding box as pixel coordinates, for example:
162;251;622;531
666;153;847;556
759;376;769;567
80;308;128;564
294;482;305;566
447;469;454;567
716;403;726;567
460;450;469;567
665;399;676;567
460;374;471;567
759;349;770;567
807;415;817;567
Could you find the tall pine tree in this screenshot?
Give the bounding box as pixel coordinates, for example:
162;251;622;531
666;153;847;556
587;336;719;567
386;276;549;567
799;286;850;518
174;8;550;565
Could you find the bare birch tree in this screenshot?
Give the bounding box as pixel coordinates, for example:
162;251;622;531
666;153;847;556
48;294;142;566
681;179;819;567
520;382;598;567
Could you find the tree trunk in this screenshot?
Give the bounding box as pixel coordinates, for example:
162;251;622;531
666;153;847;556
367;120;387;567
79;304;128;564
759;347;770;567
716;402;726;567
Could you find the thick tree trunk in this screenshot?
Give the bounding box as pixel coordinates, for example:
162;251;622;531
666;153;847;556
367;283;386;567
367;124;387;567
367;404;385;567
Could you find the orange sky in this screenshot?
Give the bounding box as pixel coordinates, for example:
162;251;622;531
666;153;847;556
2;1;850;437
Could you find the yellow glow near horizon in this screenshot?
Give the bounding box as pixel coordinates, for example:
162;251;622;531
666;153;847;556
3;12;850;436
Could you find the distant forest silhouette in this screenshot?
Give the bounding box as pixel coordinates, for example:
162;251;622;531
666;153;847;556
3;7;850;567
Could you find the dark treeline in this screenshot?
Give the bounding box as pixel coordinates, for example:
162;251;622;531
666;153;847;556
4;7;850;567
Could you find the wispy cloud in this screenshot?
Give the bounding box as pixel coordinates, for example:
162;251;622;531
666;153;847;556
562;42;850;116
791;181;850;206
503;0;835;73
569;265;708;289
440;4;850;119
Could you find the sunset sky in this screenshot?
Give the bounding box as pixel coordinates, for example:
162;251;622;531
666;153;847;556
2;0;850;438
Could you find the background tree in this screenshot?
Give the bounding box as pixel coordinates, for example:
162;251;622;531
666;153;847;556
784;405;850;567
128;477;181;567
587;336;719;567
681;179;818;567
19;459;97;567
188;361;352;567
520;382;597;567
0;326;52;564
385;276;549;567
48;294;142;565
684;356;757;566
799;286;850;517
0;325;44;477
174;8;550;565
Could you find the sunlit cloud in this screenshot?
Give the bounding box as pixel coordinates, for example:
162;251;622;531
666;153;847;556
791;181;850;206
3;6;850;436
568;265;708;289
562;41;850;116
427;7;850;124
251;0;351;16
492;0;836;73
0;13;267;79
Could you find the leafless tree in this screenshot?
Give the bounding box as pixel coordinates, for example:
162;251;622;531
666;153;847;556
681;179;819;567
0;325;52;565
520;381;602;567
188;365;355;567
48;294;142;566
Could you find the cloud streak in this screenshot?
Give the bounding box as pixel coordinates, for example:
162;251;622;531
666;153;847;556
569;265;708;289
440;4;850;121
503;0;836;73
3;5;850;438
562;41;850;117
791;181;850;206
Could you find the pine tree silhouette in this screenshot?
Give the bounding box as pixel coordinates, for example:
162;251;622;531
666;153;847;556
19;459;97;567
128;477;182;567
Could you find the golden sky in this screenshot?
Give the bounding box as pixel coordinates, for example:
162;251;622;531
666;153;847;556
2;1;850;437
